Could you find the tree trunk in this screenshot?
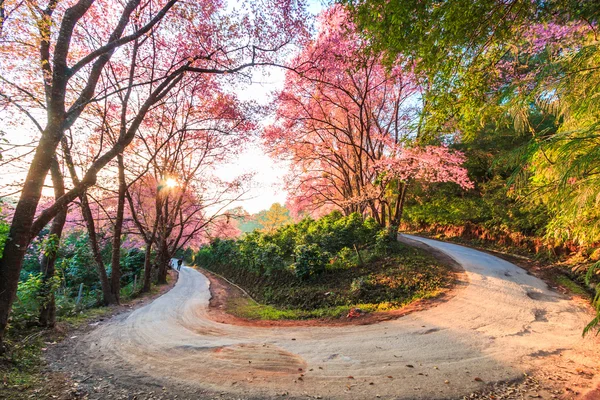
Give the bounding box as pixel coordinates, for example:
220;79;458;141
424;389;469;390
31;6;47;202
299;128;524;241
39;159;68;328
156;239;170;285
0;124;65;350
390;181;408;229
79;193;117;305
369;202;381;225
141;242;154;293
109;154;126;304
396;182;407;226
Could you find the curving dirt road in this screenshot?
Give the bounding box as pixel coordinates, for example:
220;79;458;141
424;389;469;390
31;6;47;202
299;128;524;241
70;235;599;399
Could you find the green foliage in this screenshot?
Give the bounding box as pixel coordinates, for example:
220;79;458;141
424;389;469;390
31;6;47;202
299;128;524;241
292;244;330;280
0;206;9;255
331;247;358;269
174;247;194;264
374;227;402;255
10;268;80;330
10;274;43;329
254;241;285;274
197;211;383;279
61;231;103;296
40;234;60;258
9;229;152;327
120;248;145;285
196;212;450;319
403;115;550;239
584;261;600;336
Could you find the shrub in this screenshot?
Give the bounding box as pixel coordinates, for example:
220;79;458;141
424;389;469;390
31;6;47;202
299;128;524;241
292;244;330;280
121;248;145;285
375;227;400;255
254;241;285;274
10;273;43;329
331;247;358;269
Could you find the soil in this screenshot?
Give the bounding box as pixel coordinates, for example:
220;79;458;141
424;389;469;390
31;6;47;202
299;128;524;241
416;232;595;304
7;242;600;400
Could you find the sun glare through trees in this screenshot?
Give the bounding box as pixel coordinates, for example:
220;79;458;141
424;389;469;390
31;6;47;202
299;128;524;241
0;0;599;398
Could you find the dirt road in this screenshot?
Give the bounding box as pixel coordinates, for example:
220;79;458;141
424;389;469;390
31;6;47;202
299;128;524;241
68;235;599;399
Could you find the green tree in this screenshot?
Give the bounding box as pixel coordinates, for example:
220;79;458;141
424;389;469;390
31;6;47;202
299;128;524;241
257;203;293;234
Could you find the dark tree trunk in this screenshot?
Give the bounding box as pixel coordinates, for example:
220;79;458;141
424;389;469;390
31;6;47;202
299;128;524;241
39;159;67;328
0;125;65;350
390;181;408;229
109;154;126;304
79;193;117;305
141;242;154;293
156;239;170;285
396;182;407;226
126;186;161;293
369;202;381;226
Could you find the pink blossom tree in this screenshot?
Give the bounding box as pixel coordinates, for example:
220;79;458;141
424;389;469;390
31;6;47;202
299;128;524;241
266;6;472;226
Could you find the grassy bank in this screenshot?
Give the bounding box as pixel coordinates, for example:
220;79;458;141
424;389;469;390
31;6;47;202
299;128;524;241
195;212;453;320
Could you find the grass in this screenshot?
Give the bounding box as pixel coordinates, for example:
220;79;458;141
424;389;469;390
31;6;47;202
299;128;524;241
554;274;590;298
59;306;112;325
1;334;45;392
226;291;444;321
210;243;452;321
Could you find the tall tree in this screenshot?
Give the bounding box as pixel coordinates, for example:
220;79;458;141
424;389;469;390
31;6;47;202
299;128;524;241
125;81;252;287
257;203;293;233
0;0;308;349
266;6;471;223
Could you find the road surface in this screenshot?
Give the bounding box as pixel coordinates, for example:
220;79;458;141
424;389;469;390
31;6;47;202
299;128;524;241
73;235;598;399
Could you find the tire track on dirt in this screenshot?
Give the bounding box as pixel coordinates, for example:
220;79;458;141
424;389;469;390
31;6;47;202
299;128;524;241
66;236;599;399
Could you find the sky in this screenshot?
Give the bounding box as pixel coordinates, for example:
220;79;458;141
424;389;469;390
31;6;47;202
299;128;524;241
213;65;291;214
211;0;325;214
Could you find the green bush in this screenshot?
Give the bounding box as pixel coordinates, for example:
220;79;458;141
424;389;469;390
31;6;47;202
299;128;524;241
254;241;285;274
374;227;401;255
121;247;145;285
292;243;330;280
197;211;389;280
331;246;358;269
10;273;44;329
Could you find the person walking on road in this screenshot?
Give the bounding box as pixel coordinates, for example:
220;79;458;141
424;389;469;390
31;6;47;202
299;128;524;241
177;259;183;271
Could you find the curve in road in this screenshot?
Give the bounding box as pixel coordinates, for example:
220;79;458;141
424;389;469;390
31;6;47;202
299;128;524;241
74;235;598;399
